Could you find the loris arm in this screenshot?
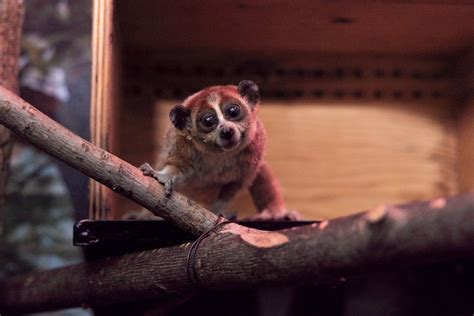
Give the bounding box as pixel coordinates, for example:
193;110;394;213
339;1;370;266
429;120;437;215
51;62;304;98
212;182;243;214
140;163;186;197
249;162;301;220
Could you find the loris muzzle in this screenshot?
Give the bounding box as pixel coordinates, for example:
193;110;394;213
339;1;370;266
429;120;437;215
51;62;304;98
140;80;300;220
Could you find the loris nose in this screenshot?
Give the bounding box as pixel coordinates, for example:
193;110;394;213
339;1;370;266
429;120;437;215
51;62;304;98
220;127;235;140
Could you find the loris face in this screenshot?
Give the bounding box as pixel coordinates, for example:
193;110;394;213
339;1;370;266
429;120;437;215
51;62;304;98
170;80;260;153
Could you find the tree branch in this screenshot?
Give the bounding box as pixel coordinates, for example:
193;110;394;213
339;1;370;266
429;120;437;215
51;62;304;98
0;85;218;236
1;195;474;313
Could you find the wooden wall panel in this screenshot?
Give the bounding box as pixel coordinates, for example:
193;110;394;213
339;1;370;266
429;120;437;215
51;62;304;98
95;1;473;220
458;100;474;192
89;0;121;219
147;100;457;220
109;55;459;220
121;54;459;103
117;1;474;56
457;51;474;193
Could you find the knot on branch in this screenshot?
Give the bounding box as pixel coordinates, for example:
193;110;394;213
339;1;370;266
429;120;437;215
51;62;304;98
365;205;387;225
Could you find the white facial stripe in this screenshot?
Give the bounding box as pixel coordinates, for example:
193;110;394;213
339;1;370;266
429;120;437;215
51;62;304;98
207;93;224;121
206;93;220;107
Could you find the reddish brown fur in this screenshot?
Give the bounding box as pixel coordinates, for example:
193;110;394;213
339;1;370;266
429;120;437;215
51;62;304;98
142;82;298;219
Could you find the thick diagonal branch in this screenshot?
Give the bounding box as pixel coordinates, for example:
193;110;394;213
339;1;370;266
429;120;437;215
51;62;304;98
0;85;218;236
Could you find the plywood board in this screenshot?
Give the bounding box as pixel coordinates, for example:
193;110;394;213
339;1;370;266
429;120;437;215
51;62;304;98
117;1;474;56
458;100;474;192
109;55;459;219
141;99;458;220
89;0;122;219
457;52;474;193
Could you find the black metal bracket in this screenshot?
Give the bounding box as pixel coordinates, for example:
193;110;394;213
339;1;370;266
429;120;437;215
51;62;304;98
74;219;317;258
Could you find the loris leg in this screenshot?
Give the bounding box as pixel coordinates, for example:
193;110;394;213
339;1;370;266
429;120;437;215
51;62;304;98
139;163;184;197
212;182;242;216
249;162;301;220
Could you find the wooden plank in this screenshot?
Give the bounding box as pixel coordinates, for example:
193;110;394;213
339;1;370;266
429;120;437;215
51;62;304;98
458;100;474;192
142;99;457;220
116;1;474;56
120;52;460;103
89;0;121;219
457;50;474;192
109;56;459;220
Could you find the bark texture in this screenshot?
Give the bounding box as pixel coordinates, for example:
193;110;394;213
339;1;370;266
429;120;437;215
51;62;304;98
0;0;23;236
0;85;218;236
1;195;474;313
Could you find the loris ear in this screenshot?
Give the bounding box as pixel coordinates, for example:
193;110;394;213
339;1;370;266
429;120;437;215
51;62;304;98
169;105;191;130
238;80;260;107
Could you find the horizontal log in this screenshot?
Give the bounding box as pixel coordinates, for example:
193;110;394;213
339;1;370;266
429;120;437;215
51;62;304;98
1;194;474;313
0;85;218;236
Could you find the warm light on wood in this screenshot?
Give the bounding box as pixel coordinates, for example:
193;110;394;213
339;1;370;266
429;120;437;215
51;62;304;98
90;0;120;219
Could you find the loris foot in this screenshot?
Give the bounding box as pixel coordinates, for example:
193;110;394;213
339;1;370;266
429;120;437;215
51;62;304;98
139;163;174;197
212;209;237;221
249;209;302;221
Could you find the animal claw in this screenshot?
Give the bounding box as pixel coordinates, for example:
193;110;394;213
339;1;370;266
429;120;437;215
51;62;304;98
139;162;174;197
157;173;174;197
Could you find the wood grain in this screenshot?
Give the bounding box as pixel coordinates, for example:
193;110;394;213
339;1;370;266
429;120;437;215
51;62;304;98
457;51;474;193
95;2;465;219
108;55;459;220
146;99;457;220
116;1;474;56
90;0;122;219
3;194;474;313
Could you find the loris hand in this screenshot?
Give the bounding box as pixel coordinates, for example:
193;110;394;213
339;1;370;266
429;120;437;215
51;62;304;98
139;163;174;197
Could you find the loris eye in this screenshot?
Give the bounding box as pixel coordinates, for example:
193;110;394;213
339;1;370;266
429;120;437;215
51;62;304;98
199;113;218;131
225;104;241;120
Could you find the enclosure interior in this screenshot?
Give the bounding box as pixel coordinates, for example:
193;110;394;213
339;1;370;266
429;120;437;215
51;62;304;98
90;1;474;220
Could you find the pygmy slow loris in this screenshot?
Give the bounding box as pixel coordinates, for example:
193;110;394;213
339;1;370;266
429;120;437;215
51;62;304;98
140;80;299;220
